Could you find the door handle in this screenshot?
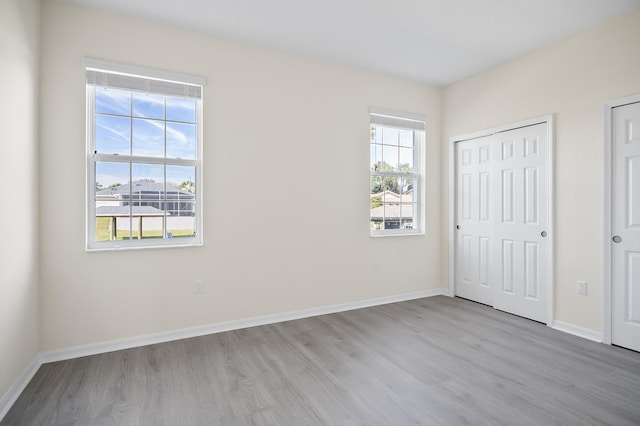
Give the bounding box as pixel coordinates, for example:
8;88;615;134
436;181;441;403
456;225;460;230
541;231;547;237
613;235;622;243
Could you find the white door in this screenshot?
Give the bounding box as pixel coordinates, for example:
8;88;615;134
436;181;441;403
454;122;549;323
612;101;640;352
455;136;493;305
492;124;549;323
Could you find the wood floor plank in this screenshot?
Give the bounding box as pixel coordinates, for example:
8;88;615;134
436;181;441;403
3;296;640;425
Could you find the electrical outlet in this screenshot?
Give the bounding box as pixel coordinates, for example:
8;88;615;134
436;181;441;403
577;280;587;296
194;280;204;294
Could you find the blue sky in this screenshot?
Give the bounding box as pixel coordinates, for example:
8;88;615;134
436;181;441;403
94;87;197;188
95;87;197;159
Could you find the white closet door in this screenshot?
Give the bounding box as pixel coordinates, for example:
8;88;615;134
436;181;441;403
455;136;493;306
492;123;549;322
454;122;549;323
612;101;640;352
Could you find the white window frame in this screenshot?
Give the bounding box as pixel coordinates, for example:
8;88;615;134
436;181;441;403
369;107;425;237
84;58;205;251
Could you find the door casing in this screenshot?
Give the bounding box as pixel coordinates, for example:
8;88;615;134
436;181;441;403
448;115;555;326
603;93;640;345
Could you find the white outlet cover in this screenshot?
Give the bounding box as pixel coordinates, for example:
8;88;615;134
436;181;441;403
577;280;587;295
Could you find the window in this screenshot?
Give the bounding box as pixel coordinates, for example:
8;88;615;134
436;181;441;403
85;59;205;250
370;108;425;236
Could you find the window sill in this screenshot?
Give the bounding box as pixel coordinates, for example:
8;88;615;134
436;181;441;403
86;239;203;252
370;231;425;238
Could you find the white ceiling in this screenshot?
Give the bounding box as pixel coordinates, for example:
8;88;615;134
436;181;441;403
64;0;640;87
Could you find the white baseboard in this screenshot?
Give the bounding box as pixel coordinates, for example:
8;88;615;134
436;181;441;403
0;287;447;421
551;320;603;343
0;355;42;421
40;288;448;364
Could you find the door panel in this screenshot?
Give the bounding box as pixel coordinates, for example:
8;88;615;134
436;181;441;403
612;101;640;352
455;137;493;306
524;167;538;224
628;156;640;227
492;124;548;322
524;241;539;299
626;252;640;323
479;172;490;220
502;169;514;223
479;236;490;286
502;239;515;294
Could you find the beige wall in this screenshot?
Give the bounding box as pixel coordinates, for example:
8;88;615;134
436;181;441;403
443;10;640;331
0;0;41;401
39;1;443;351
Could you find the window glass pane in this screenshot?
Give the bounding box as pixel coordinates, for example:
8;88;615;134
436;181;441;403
95;87;130;116
95;160;132;242
382;145;398;171
95;161;129;193
137;217;164;239
400;204;415;229
130;163;165;238
132;92;164;119
166;165;196;196
399;129;413;147
370;200;383;230
371;125;382;144
166;216;195;239
383;203;400;229
166;165;196;237
132;164;165;209
383;188;400;202
401;177;414;202
166;97;196;123
370;175;383;195
96;209;133;240
370;144;382;171
95;115;130;155
132;118;164;157
132;163;164;189
399;147;414;172
95;199;132;242
380;176;401;197
95;209;113;242
382;127;399;145
166;166;196;238
166;122;196;160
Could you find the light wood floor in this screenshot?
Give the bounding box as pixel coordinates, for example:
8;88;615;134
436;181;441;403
4;296;640;425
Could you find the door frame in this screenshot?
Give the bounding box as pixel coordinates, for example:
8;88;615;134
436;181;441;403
448;115;555;326
602;93;640;345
